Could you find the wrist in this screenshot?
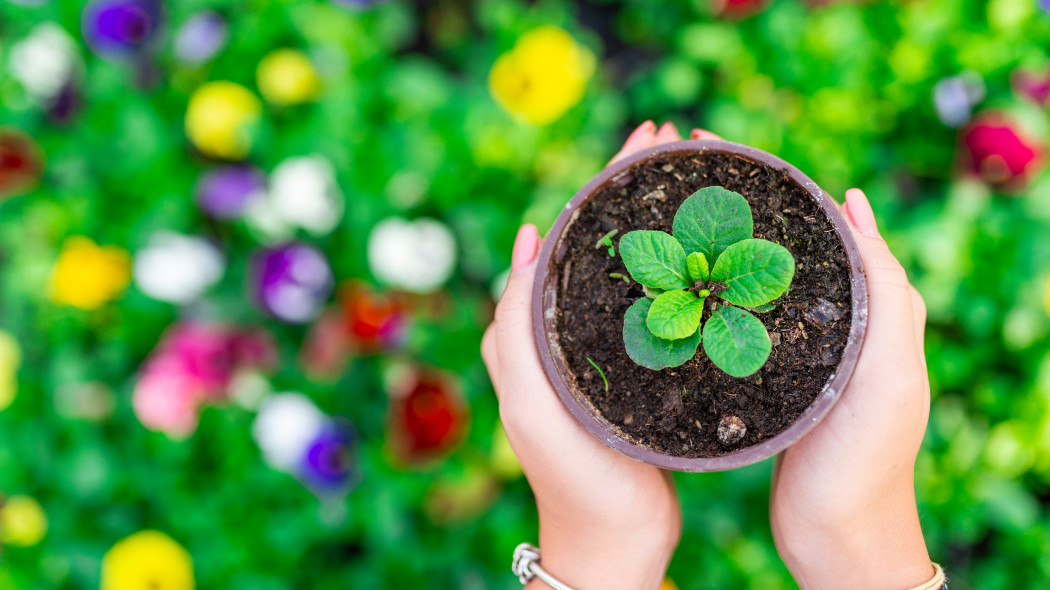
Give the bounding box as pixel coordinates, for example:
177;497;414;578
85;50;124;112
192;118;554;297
529;509;679;590
775;488;931;590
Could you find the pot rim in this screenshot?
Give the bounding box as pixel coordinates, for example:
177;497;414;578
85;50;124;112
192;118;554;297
530;139;869;472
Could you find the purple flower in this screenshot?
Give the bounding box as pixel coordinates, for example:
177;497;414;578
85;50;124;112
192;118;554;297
299;421;359;491
174;12;227;64
331;0;384;8
82;0;163;57
250;243;334;324
196;165;266;219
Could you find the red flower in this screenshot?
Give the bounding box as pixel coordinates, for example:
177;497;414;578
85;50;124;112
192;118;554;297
0;130;43;199
388;367;467;465
341;283;408;352
960;114;1044;190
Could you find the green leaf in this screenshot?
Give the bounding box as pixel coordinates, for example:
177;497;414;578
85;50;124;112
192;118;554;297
623;298;701;370
702;306;771;377
686;251;709;283
710;239;795;307
619;230;691;290
643;285;665;299
646;290;705;340
673;186;753;261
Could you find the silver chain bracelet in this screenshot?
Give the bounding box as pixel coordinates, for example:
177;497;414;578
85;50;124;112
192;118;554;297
512;543;578;590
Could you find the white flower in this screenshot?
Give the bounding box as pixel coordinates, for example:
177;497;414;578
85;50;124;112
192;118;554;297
246;155;344;241
133;232;225;304
368;217;456;293
8;23;79;102
252;393;326;471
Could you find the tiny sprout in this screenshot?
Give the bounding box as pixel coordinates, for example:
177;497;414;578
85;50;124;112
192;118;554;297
595;229;619;257
586;357;609;392
609;272;631;284
617;186;795;377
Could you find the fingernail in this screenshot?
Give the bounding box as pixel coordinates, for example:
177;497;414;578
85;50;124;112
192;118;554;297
627;120;656;142
658;121;678;136
844;188;879;237
690;128;704;139
511;224;540;273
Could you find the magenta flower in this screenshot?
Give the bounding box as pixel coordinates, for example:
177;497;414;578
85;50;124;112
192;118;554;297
134;322;276;436
961;113;1044;191
1013;70;1050;107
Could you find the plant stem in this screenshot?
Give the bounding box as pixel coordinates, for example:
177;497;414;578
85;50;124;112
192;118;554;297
586;357;610;392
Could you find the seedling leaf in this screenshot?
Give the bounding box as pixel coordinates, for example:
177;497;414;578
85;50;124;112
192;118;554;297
702;306;771;377
686;251;710;283
646;289;705;340
619;230;691;290
710;239;795;307
673;187;753;261
623;298;701;370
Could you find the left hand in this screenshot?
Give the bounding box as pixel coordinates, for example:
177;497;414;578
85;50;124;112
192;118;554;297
482;120;701;589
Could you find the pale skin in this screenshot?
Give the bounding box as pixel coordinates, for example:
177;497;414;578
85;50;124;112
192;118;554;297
482;121;934;589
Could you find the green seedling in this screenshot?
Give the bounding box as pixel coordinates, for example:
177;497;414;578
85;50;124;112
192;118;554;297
595;229;619;257
587;357;609;392
617;186;795;377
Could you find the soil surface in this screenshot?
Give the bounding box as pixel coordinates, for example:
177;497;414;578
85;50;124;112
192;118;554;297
551;150;852;457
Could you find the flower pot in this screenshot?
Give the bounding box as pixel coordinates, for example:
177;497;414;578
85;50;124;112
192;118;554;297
532;140;868;472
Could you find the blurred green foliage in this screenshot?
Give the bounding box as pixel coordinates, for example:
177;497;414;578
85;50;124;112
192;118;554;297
1;0;1049;588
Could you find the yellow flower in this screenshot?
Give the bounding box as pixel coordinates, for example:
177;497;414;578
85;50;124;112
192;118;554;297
185;81;262;160
0;331;21;411
257;49;321;106
49;237;131;310
488;26;596;125
0;496;47;547
660;578;679;590
101;530;194;590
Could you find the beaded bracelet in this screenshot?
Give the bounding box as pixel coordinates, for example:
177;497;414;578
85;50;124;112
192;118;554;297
512;544;946;590
911;563;947;590
512;543;577;590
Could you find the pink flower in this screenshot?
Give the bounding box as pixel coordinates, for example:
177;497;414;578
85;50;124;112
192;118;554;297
133;363;205;437
960;113;1044;190
133;321;276;436
1012;70;1050;107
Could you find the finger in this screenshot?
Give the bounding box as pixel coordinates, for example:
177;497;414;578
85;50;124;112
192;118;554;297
909;285;928;368
481;324;500;394
609;120;657;164
654;121;682;144
689;128;723;141
493;225;548;390
842;189;915;327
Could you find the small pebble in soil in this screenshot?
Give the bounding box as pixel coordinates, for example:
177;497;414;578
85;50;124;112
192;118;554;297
717;416;747;446
805;298;843;324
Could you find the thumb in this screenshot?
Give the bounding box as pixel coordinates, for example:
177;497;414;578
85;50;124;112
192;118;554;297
494;224;542;351
842;188;914;327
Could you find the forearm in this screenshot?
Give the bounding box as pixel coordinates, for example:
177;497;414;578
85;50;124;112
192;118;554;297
779;484;932;590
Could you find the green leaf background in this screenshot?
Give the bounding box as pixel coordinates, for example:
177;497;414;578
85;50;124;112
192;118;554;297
0;0;1048;587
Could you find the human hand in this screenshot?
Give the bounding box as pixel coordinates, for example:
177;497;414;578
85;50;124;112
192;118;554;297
481;121;701;589
770;188;934;589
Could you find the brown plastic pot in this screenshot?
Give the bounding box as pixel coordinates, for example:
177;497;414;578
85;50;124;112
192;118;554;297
531;139;868;472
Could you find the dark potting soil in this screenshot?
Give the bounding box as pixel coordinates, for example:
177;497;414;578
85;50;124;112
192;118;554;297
551;151;853;457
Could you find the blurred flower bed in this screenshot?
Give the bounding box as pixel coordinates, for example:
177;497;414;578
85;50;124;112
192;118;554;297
0;0;1049;588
